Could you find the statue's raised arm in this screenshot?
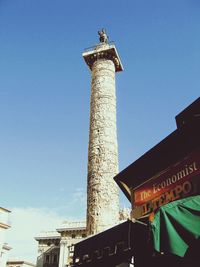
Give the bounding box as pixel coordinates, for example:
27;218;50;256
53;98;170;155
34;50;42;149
98;29;109;44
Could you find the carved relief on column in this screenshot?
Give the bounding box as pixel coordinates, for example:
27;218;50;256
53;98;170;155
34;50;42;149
86;58;119;235
83;33;123;237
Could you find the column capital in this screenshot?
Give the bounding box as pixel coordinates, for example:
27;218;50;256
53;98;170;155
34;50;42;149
60;237;68;245
82;43;123;72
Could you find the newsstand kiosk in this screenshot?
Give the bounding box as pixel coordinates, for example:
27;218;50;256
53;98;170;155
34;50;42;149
73;97;200;267
115;97;200;267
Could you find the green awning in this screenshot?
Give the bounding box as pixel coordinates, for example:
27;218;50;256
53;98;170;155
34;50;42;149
150;195;200;257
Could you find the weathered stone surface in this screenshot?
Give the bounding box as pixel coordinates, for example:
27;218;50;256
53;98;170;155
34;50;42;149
86;58;120;235
119;208;131;221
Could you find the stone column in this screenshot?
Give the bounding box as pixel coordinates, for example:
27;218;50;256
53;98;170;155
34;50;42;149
58;238;69;267
83;40;123;236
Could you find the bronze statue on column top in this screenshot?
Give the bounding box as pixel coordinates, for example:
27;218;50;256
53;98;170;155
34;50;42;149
98;29;109;44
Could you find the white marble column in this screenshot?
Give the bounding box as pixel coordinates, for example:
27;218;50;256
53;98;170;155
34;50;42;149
87;58;119;235
83;41;123;236
58;238;69;267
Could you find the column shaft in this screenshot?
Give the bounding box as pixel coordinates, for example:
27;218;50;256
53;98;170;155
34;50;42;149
58;239;68;267
87;59;119;235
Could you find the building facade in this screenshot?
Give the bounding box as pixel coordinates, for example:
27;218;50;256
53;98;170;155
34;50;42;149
0;207;11;267
35;222;86;267
35;231;60;267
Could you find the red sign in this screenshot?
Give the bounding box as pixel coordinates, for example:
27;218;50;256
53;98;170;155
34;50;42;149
131;149;200;218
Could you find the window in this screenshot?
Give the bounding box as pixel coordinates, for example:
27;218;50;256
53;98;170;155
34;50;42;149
69;245;74;252
45;254;50;263
53;254;58;263
71;234;76;238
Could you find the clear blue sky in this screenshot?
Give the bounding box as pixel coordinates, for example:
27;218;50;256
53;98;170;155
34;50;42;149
0;0;199;262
